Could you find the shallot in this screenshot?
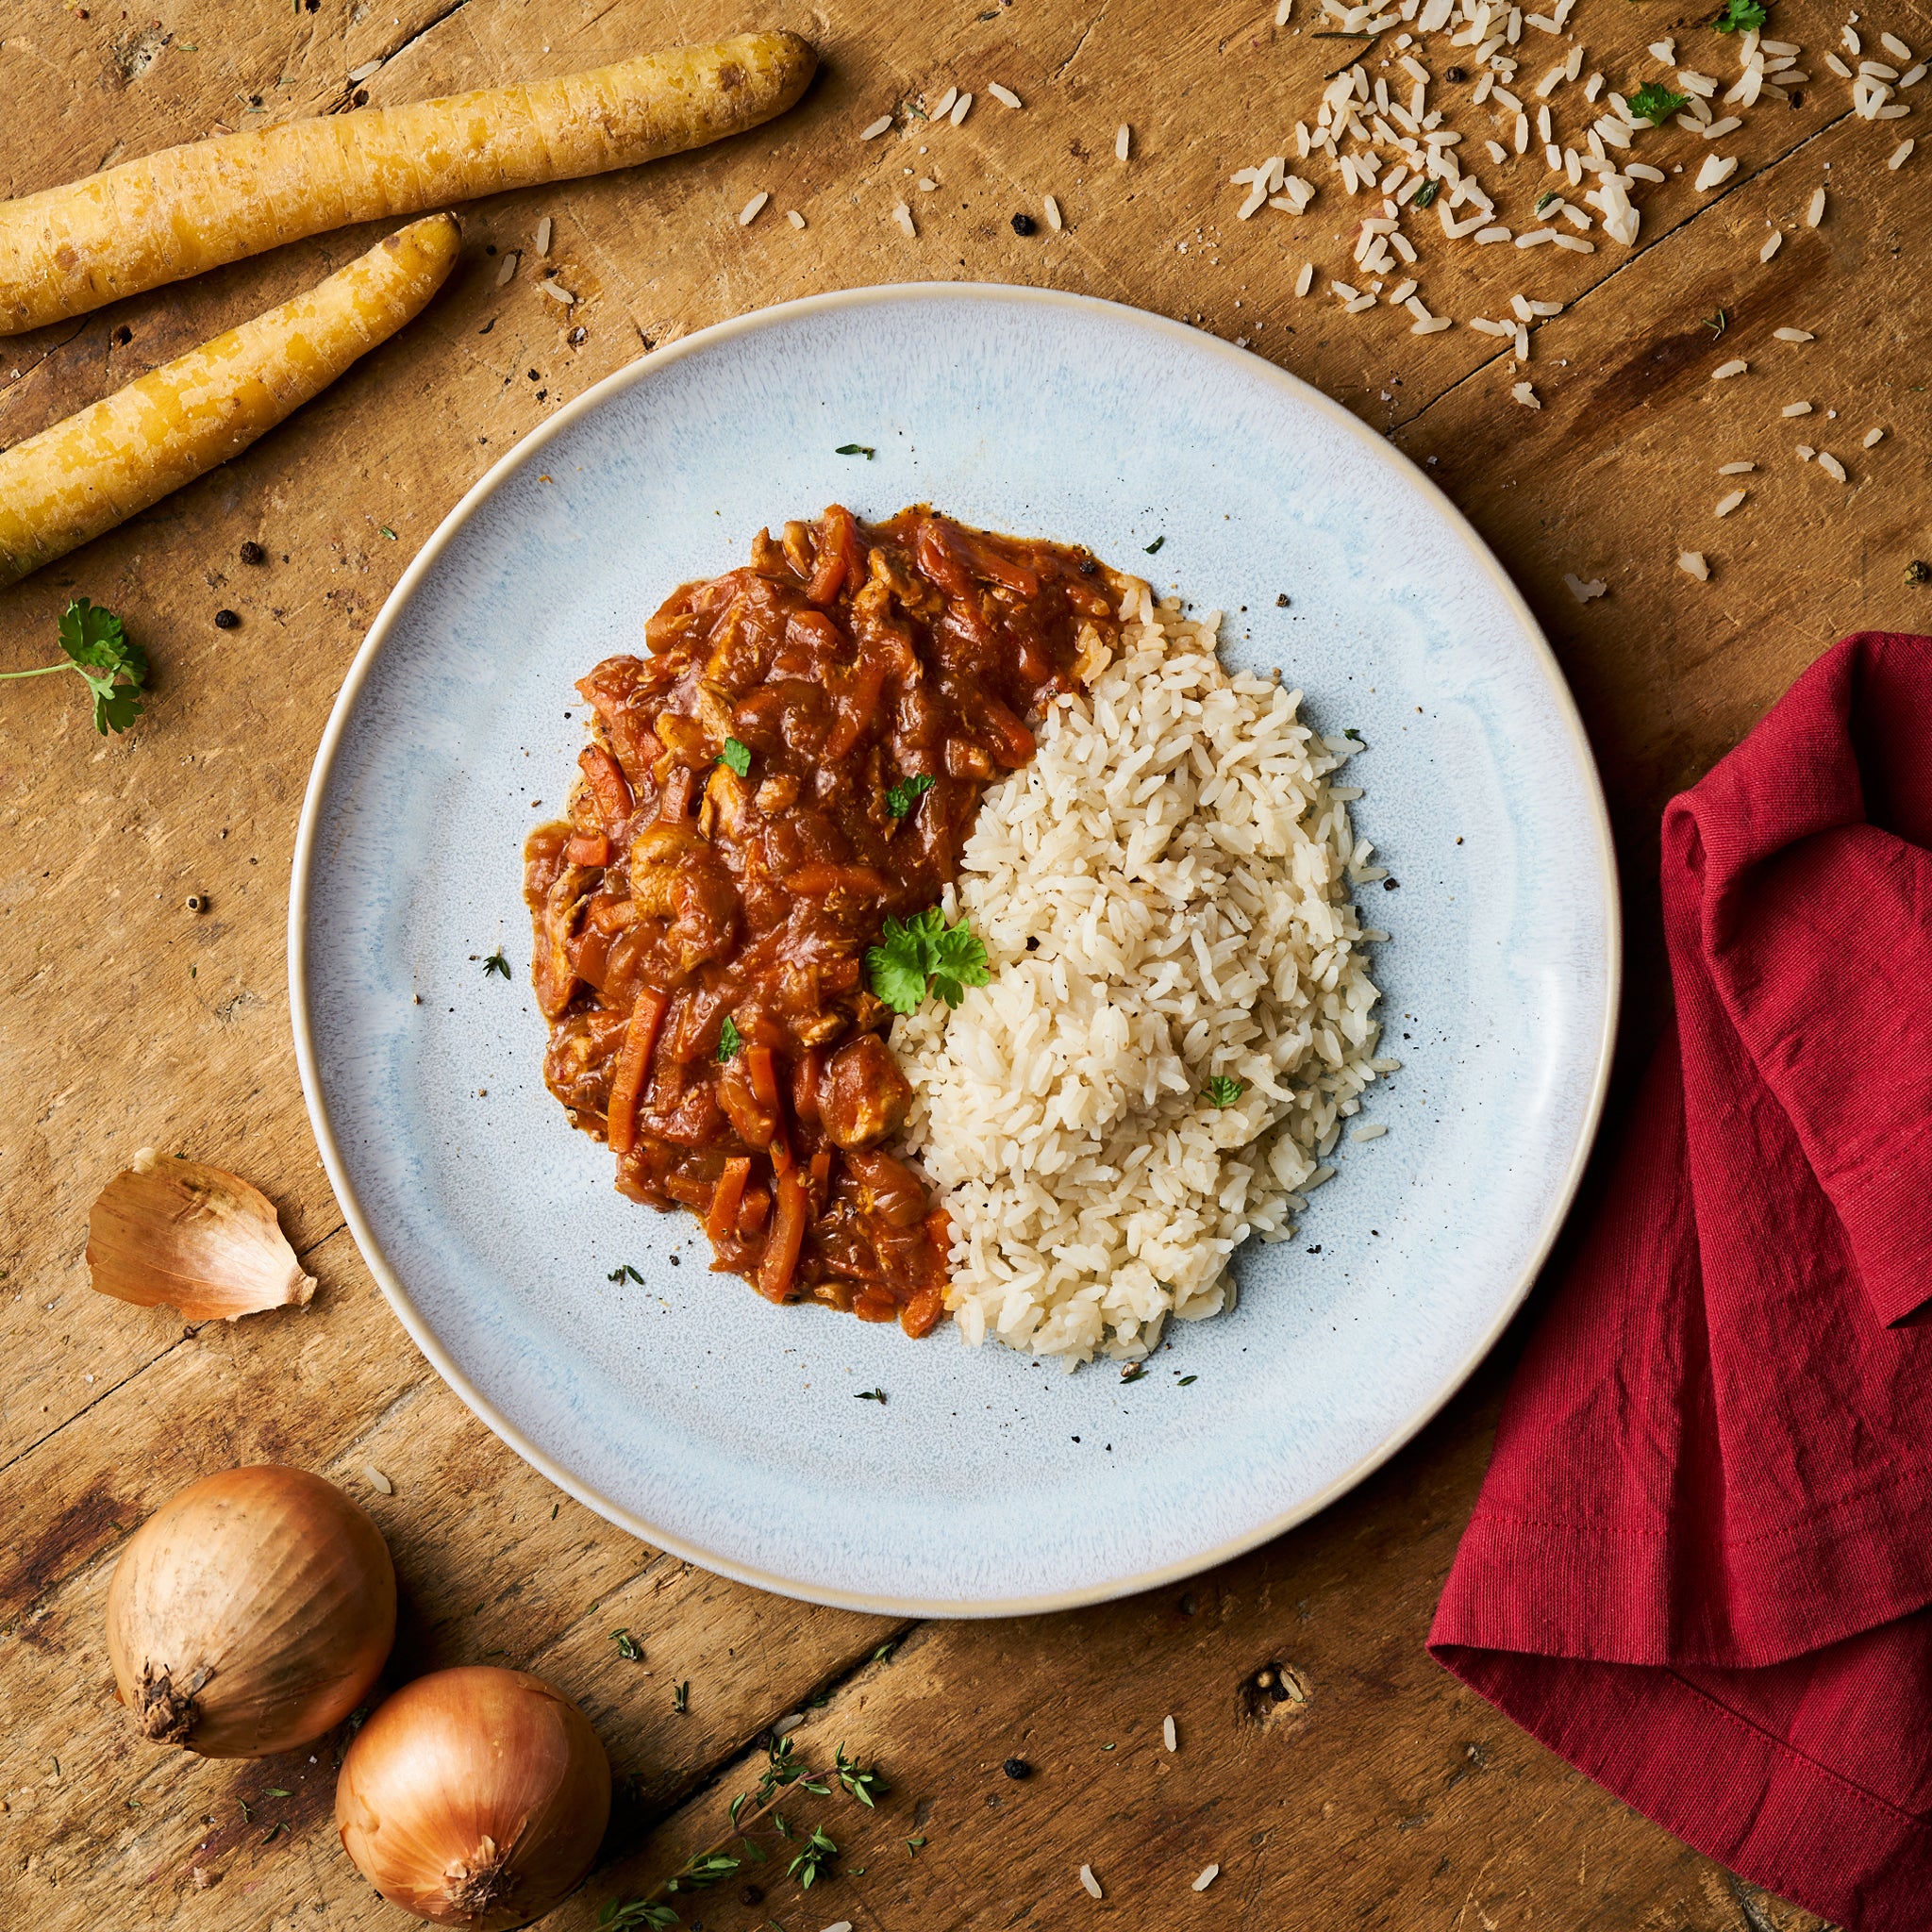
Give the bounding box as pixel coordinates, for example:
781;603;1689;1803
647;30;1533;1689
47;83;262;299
106;1465;395;1757
336;1665;611;1928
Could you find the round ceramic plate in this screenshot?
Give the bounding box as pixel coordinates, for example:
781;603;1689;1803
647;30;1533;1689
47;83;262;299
291;283;1618;1617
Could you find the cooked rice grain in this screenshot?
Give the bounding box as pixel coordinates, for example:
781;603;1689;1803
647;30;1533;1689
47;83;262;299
896;595;1385;1364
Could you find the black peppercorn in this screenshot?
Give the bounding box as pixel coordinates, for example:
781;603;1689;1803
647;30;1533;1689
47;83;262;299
1444;64;1466;81
1003;1756;1032;1779
1275;591;1290;607
1011;211;1038;235
240;541;267;565
214;608;241;629
1907;559;1931;586
739;1884;764;1906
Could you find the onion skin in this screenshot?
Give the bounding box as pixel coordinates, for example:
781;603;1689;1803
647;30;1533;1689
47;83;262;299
106;1466;395;1757
87;1148;316;1321
336;1667;612;1929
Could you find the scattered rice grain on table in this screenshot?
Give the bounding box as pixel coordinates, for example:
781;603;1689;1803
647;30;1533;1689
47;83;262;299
1193;1865;1222;1891
1079;1864;1104;1899
1163;1715;1178;1751
896;592;1386;1364
1679;550;1709;580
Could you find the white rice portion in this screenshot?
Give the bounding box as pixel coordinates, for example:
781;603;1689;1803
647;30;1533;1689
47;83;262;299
893;589;1386;1364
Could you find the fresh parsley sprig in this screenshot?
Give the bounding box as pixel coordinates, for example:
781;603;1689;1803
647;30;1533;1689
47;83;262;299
1712;0;1765;30
717;737;752;779
0;599;146;734
866;908;990;1015
1204;1074;1246;1108
717;1015;743;1061
1628;80;1689;124
885;773;935;819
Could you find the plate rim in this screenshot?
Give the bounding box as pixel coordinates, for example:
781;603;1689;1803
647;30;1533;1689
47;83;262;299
289;279;1622;1618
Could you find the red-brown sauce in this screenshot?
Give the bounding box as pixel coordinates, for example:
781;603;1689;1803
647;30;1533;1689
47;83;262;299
524;505;1122;1335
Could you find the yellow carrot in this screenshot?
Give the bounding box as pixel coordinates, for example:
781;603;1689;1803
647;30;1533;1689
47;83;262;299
0;214;459;588
0;33;816;336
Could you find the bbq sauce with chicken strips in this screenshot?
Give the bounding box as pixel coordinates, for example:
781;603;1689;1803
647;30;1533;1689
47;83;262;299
524;505;1123;1334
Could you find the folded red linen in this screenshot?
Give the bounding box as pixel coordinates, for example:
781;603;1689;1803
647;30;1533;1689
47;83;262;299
1430;633;1932;1932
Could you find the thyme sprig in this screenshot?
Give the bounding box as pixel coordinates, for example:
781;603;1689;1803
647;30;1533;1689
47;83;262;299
598;1735;889;1928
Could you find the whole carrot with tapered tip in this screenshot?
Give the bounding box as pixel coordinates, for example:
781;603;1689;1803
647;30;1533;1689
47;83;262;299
0;32;816;335
0;214;459;588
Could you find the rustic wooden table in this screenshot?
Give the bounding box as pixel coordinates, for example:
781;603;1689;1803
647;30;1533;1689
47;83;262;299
4;0;1922;1924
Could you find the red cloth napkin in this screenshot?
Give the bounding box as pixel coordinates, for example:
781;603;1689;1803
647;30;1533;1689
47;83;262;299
1430;633;1932;1932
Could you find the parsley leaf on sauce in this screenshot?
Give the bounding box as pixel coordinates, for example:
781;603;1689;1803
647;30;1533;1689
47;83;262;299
866;908;991;1014
717;1014;743;1061
885;773;935;819
718;737;753;778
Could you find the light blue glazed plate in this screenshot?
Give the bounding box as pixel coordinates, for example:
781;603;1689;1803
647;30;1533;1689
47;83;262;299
291;284;1618;1616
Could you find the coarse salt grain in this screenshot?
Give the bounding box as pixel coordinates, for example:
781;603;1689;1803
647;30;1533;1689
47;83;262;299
1163;1715;1178;1750
1079;1865;1104;1899
1713;358;1748;378
364;1466;393;1495
1679;551;1709;581
739;191;770;226
1193;1866;1222;1891
989;82;1023;108
1715;489;1746;516
1116;124;1131;161
860;113;893;140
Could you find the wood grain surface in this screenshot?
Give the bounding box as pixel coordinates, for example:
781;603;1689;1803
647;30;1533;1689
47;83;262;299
4;0;1919;1923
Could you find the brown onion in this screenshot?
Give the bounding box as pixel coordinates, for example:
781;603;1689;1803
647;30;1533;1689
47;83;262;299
336;1666;611;1928
106;1465;395;1757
